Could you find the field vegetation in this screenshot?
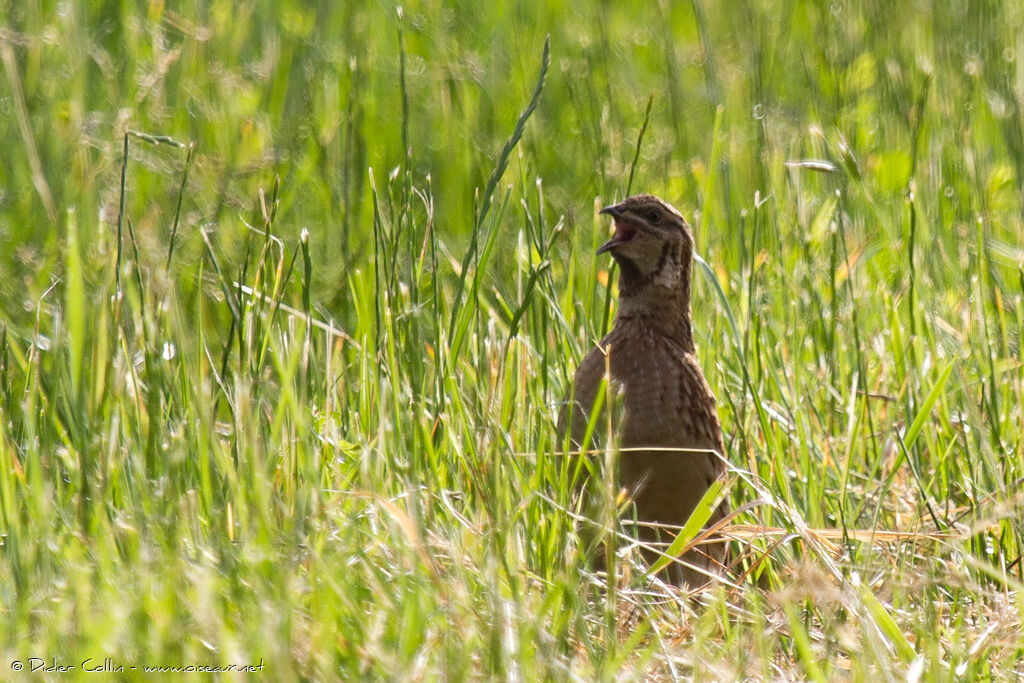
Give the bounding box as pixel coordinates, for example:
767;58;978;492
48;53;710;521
1;1;1023;678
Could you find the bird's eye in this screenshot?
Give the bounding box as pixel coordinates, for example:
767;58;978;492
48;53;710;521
646;209;662;223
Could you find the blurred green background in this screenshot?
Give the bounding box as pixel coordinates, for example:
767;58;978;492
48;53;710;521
4;1;1022;320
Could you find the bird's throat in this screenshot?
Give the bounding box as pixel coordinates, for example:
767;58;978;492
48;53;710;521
614;255;695;351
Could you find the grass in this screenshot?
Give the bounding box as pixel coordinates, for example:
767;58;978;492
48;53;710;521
2;0;1024;678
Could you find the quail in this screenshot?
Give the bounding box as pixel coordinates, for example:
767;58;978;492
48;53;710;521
559;194;729;587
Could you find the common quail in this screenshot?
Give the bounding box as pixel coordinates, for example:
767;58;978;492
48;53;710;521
559;194;729;588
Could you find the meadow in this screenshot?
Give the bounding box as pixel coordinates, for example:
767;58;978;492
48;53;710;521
1;0;1023;678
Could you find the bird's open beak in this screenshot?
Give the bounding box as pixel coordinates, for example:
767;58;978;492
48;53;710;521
597;203;635;254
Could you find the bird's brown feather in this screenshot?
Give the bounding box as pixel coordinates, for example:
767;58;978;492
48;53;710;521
559;194;729;587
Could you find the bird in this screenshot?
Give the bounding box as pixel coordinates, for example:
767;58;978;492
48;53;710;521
558;194;729;588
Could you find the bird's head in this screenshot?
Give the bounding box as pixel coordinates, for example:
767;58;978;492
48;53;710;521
598;194;693;289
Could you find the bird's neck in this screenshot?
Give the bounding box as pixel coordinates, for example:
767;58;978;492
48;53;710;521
614;257;695;352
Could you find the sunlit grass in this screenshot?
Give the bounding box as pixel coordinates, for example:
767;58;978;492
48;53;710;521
1;0;1023;678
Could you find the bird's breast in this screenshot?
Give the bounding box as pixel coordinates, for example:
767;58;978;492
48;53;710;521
615;335;714;441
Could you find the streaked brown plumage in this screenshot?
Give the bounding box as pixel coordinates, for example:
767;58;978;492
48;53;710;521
559;194;729;587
